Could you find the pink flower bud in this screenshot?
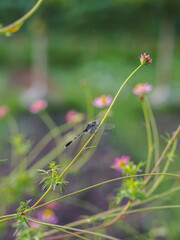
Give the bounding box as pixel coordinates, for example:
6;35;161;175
0;105;9;119
140;53;152;65
29;99;47;114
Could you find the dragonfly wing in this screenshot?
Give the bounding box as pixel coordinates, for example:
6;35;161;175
94;123;115;135
101;123;115;130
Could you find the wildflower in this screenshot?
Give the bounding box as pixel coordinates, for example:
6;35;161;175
29;99;47;114
140;53;152;65
93;95;113;108
38;209;58;224
0;105;9;119
112;155;130;172
66;110;85;124
133;83;152;99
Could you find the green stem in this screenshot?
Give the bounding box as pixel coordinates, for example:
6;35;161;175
84;204;180;224
25;216;88;240
143;125;180;187
1;173;179;226
42;185;180;236
71;132;102;172
0;217;12;223
24;172;180;213
115;205;180;215
141;98;153;174
29;139;65;172
60;64;143;178
145;98;159;163
43;201;131;240
30;185;52;209
27;123;70;167
0;0;44;34
25;216;119;240
0;213;17;220
147;138;178;196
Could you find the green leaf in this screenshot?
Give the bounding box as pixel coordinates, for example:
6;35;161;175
24;218;31;228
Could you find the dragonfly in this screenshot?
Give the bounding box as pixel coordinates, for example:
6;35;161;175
65;119;115;148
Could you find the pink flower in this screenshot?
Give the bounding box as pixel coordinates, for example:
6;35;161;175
38;209;58;224
133;83;152;99
29;99;47;114
0;105;9;119
66;110;85;124
140;53;152;65
112;156;130;172
93;95;113;108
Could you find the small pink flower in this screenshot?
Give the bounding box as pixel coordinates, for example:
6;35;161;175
112;155;130;172
29;99;47;114
66;110;85;124
93;95;113;108
140;53;152;65
133;83;152;99
38;209;58;224
0;105;9;119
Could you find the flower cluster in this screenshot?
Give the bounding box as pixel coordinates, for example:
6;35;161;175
140;53;152;65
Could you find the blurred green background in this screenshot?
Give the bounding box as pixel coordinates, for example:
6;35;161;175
0;0;180;239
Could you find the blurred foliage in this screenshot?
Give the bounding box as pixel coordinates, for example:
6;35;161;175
0;0;180;34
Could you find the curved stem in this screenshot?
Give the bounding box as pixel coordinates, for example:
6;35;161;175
27;123;70;167
25;172;180;213
147;137;178;196
26;216;88;240
145;98;159;163
1;173;179;225
42;201;131;240
141;98;153;174
60;64;143;178
0;0;44;34
31;185;52;209
25;216;119;240
143;125;180;187
31;63;142;219
42;185;180;238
